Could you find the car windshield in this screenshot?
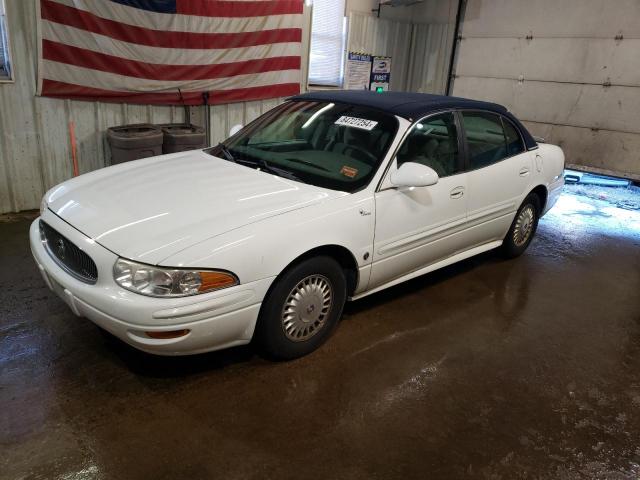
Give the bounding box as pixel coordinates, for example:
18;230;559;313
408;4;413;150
208;101;398;192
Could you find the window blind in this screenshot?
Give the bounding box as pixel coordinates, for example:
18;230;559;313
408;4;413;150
308;0;346;86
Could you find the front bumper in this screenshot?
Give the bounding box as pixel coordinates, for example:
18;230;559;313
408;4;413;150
30;211;274;355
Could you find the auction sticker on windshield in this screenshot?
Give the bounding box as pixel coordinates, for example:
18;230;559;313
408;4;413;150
340;166;358;178
335;116;378;131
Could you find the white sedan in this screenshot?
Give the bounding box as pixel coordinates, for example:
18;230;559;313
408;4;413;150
30;91;564;359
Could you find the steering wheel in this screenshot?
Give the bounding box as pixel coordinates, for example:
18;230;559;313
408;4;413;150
345;145;378;165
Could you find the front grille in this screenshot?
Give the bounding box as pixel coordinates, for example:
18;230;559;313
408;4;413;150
39;221;98;284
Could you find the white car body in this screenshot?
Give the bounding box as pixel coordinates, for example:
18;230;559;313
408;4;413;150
30;103;564;356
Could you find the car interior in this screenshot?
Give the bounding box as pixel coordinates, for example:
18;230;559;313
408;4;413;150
231;102;397;187
227;103;527;189
462;112;524;169
396;113;461;177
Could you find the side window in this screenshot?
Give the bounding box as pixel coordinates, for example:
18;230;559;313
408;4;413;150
502;118;525;156
396;112;462;177
461;112;508;170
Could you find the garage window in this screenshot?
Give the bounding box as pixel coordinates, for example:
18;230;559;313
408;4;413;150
0;0;11;81
308;0;346;87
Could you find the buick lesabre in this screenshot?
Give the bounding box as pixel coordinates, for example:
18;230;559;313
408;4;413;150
31;91;565;359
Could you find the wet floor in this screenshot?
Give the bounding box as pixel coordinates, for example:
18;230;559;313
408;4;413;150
2;187;640;480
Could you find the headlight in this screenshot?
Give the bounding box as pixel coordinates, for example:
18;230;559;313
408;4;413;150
40;197;47;215
113;258;238;297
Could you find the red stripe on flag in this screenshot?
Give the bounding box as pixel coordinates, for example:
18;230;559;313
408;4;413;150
41;79;300;105
41;0;302;49
43;40;301;81
177;0;303;17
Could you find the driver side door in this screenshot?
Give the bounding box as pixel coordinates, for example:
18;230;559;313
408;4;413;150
369;111;468;289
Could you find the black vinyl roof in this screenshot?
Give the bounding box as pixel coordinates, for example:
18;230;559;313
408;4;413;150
290;90;537;150
291;90;506;120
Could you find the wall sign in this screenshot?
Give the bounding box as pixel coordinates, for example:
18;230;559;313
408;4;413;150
344;52;372;90
370;56;391;92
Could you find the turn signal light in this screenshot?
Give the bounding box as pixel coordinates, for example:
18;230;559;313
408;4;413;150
199;272;238;292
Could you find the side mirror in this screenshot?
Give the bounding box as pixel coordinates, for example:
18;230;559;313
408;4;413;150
229;124;243;136
390;162;439;188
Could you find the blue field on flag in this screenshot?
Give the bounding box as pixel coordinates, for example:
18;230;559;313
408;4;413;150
108;0;176;14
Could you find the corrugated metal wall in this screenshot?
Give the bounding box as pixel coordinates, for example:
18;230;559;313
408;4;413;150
452;0;640;180
197;98;285;147
0;1;189;213
347;12;413;92
347;12;455;95
406;22;454;94
0;0;309;214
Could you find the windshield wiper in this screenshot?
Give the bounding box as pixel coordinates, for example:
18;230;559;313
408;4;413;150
214;144;300;181
235;157;301;181
216;143;236;162
285;158;331;172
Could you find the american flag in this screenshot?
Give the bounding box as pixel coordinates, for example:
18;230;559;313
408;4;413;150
37;0;303;105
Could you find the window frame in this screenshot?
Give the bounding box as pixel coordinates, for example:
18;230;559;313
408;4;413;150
377;108;530;192
456;109;527;173
0;0;13;83
377;109;465;192
395;110;466;178
500;115;526;157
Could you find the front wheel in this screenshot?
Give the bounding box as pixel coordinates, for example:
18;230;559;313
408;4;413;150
255;256;347;360
502;194;541;258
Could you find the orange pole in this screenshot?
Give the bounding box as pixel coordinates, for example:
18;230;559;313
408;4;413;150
69;121;79;177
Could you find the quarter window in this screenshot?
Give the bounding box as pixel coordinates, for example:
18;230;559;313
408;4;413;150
397;112;462;177
503;118;525;156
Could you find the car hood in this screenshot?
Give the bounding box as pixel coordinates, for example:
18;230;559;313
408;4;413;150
46;150;343;265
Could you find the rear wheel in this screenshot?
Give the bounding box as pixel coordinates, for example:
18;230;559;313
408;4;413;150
502;193;541;258
255;256;346;360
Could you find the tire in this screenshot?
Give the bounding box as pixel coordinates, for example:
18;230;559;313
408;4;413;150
255;256;347;360
502;193;541;258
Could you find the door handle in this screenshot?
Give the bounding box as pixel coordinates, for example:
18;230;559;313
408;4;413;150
519;167;530;177
450;187;464;199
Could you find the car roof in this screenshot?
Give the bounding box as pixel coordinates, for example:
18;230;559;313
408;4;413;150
289;90;507;121
289;90;538;151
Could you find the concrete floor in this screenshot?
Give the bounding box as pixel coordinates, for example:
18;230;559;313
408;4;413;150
2;186;640;480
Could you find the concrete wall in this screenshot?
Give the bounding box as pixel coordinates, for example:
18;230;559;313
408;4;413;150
0;0;310;214
452;0;640;180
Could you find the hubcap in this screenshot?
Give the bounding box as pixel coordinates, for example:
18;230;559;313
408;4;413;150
282;275;333;342
513;205;536;247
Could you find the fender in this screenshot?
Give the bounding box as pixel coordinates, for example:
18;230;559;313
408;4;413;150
160;189;376;294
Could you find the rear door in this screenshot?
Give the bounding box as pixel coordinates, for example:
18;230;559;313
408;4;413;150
459;111;534;246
